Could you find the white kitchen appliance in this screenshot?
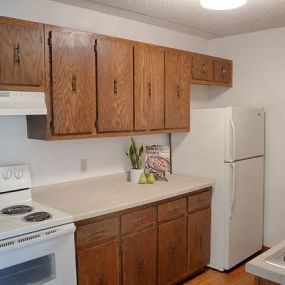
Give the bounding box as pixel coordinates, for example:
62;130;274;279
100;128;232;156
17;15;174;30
172;107;264;271
0;164;77;284
0;91;47;115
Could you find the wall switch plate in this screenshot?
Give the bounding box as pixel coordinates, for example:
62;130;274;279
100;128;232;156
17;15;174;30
80;159;88;173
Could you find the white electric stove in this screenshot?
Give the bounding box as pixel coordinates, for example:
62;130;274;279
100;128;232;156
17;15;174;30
0;164;77;285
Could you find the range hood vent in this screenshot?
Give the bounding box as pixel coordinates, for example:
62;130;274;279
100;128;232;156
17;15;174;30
0;91;47;115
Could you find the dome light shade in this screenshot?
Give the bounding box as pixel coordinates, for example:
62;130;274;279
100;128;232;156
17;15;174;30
200;0;247;10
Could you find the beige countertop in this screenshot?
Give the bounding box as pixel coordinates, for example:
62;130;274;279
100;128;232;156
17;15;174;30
32;173;213;222
246;241;285;284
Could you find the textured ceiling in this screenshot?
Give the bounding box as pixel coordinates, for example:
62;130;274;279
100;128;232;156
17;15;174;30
53;0;285;39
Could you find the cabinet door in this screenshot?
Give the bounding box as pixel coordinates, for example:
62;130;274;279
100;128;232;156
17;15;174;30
191;54;213;81
134;46;164;131
97;38;133;132
158;216;187;285
0;18;44;87
50;29;96;135
165;51;191;129
77;241;120;285
213;59;232;84
122;228;156;285
188;208;211;274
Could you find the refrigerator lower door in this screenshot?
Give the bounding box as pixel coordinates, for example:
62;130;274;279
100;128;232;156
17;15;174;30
224;157;264;270
225;107;265;162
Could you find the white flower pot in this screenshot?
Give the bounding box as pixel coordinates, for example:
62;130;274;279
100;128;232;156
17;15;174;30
130;169;144;183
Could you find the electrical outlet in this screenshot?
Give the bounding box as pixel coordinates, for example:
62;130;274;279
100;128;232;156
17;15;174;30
80;159;88;173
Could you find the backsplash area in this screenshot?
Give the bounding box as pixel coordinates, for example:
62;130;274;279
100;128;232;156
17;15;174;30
0;116;168;187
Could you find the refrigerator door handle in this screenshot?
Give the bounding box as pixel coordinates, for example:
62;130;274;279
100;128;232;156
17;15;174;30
230;118;236;161
229;163;236;219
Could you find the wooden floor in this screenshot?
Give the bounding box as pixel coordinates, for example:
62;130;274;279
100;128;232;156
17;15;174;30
184;264;255;285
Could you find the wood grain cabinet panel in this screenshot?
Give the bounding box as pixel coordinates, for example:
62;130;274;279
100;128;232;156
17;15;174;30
165;51;191;129
191;54;213;82
122;227;157;285
77;241;120;285
158;198;186;223
213;59;232;84
97;38;134;132
134;45;164;131
188;190;211;214
0;17;44;89
50;28;96;135
158;216;187;285
188;208;211;274
76;217;119;250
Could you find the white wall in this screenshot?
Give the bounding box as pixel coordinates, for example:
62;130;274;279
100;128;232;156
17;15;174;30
204;27;285;247
0;0;209;187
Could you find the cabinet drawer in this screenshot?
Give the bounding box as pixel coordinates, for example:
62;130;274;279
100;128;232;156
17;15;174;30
158;198;186;222
121;207;156;234
76;217;119;250
188;191;211;213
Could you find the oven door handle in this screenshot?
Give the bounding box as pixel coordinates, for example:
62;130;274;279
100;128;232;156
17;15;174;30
0;223;75;253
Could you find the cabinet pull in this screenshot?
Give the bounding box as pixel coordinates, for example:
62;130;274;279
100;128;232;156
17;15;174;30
94;229;106;235
14;43;20;65
170;246;176;262
169;208;178;216
202;63;207;74
148;82;151;98
138;260;144;273
72;74;77;93
133;218;145;226
98;272;104;285
222;67;226;75
176;85;180;98
114;79;117;95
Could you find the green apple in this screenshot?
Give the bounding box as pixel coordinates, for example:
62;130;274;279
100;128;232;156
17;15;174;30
139;173;147;184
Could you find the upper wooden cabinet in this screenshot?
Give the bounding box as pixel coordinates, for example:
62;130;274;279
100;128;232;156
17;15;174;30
0;17;44;90
134;45;164;131
191;54;233;87
49;27;96;135
213;59;232;85
192;54;213;82
97;37;134;133
165;51;191;130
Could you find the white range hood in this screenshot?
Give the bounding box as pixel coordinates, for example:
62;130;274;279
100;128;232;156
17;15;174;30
0;91;47;115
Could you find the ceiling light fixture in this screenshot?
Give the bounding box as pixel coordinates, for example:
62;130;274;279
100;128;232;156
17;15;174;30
200;0;247;10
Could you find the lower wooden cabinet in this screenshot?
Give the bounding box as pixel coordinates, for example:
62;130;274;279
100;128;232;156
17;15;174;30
122;227;157;285
188;208;211;274
75;189;212;285
77;241;120;285
158;216;187;285
256;277;280;285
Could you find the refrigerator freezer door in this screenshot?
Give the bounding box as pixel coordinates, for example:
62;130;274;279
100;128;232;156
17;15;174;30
224;157;264;270
225;107;265;162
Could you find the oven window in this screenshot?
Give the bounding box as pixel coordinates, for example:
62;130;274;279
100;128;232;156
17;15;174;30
0;254;55;285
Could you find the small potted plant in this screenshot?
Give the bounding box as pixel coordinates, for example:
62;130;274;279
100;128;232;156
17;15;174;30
126;138;144;183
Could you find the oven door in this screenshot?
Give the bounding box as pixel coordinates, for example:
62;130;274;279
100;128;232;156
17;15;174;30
0;223;76;285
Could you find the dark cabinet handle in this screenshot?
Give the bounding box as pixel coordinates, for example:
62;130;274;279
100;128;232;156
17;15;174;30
176;85;180;98
148;82;151;97
98;272;104;285
169;246;176;262
199;235;203;246
15;43;20;65
202;63;207;74
114;80;117;95
72;74;77;93
138;260;144;273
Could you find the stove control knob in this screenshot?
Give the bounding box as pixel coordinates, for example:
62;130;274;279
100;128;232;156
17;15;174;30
2;169;12;180
14;169;24;179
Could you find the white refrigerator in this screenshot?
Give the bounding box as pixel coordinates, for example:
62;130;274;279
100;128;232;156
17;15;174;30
171;107;264;271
